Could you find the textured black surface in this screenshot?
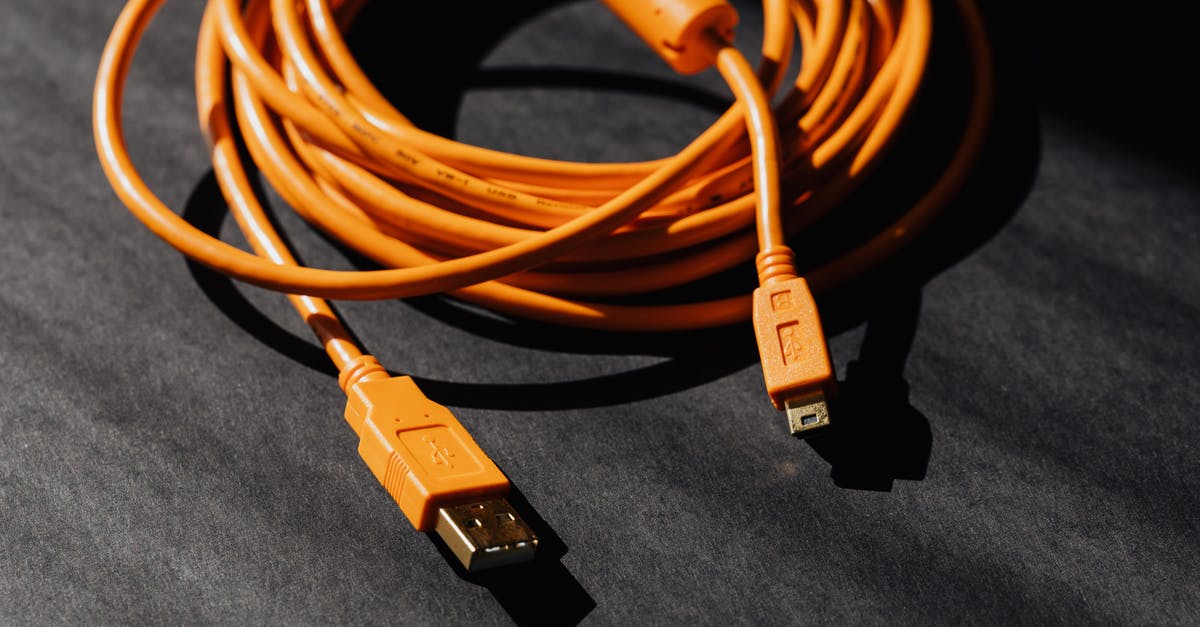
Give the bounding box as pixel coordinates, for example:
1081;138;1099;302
2;1;1198;624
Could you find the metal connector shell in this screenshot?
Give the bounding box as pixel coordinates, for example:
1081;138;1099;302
785;393;830;437
435;499;538;571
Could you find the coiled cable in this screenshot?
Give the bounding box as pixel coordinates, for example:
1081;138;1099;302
95;0;992;381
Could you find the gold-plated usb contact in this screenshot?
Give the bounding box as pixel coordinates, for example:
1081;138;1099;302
435;499;538;571
785;393;830;437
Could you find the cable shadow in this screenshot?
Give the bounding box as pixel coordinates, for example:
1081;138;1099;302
466;66;731;113
182;172;337;379
810;289;931;491
406;307;758;410
181;172;760;410
345;0;575;135
1030;2;1199;170
786;0;1041;488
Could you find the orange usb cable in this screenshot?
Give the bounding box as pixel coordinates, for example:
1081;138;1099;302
93;0;994;570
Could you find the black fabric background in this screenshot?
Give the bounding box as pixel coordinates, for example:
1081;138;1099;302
2;1;1197;624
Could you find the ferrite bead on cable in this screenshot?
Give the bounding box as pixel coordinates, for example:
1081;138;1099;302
601;0;739;74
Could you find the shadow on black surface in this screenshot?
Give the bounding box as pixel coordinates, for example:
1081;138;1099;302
182;169;761;410
404;297;759;410
182;173;339;379
810;289;932;491
467;66;732;113
784;0;1041;488
1030;3;1199;170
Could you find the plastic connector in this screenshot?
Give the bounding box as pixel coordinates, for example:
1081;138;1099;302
752;272;836;438
601;0;738;74
343;374;537;570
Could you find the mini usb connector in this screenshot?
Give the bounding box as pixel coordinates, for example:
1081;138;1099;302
751;273;836;438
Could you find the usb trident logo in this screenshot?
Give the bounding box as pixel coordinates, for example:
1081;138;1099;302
778;322;802;365
423;435;455;468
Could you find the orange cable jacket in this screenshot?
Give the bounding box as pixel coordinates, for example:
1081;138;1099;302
95;0;993;374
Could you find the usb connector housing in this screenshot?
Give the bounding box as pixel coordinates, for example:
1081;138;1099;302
342;373;538;570
752;274;836;438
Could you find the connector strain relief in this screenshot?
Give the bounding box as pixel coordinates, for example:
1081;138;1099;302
755;245;798;286
338;354;389;393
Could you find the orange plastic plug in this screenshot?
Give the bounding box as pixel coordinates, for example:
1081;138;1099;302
601;0;738;74
752;248;836;437
340;359;537;570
